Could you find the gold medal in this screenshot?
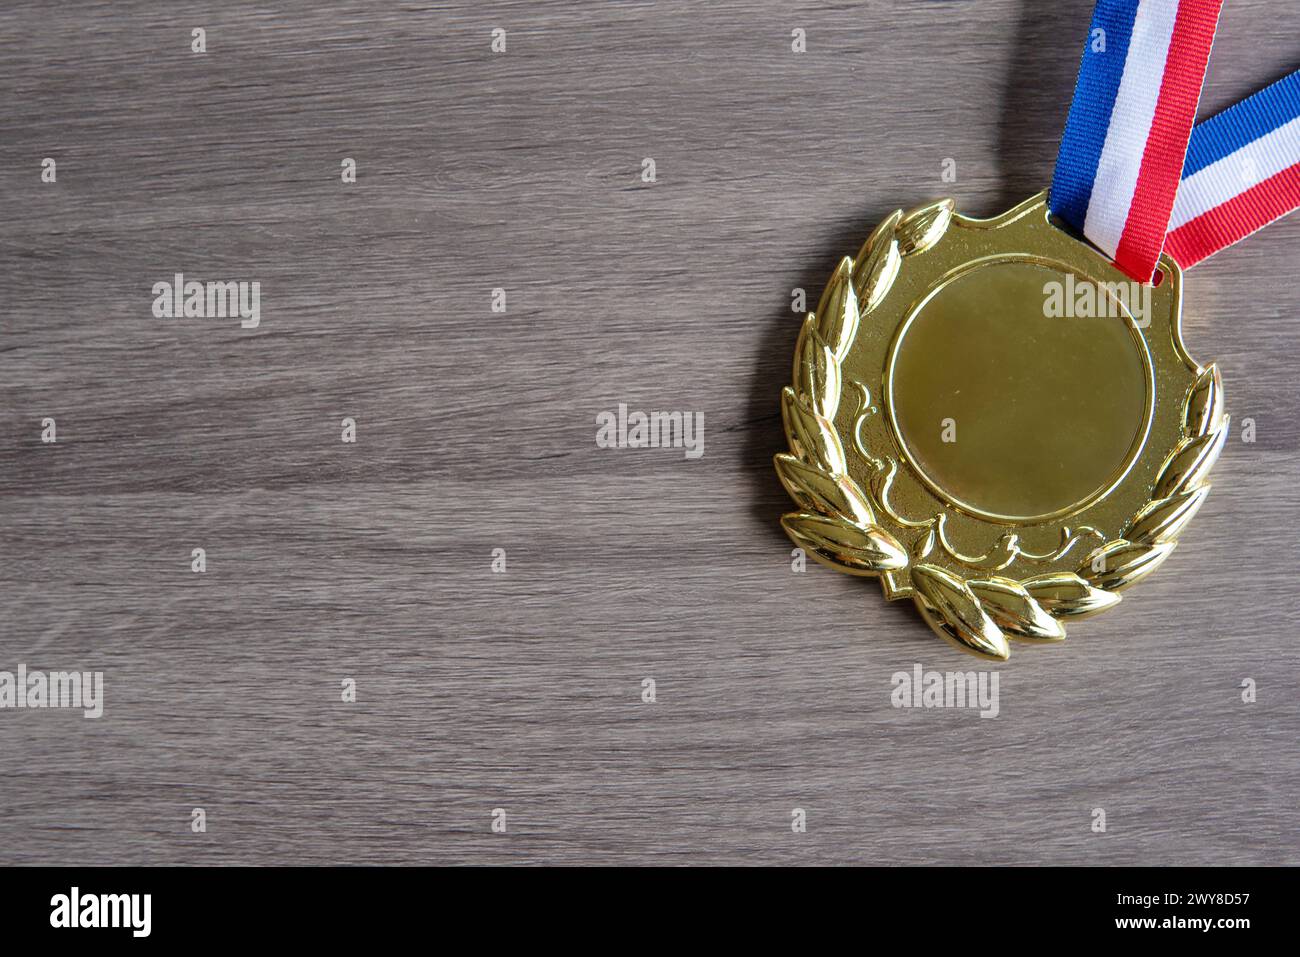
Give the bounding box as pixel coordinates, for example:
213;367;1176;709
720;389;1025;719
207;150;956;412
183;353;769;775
776;193;1227;660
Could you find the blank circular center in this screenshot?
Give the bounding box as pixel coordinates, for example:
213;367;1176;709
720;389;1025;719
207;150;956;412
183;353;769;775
887;260;1149;521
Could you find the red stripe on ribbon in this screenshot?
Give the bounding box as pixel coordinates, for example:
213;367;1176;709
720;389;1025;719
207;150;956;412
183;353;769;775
1165;163;1300;268
1112;0;1223;282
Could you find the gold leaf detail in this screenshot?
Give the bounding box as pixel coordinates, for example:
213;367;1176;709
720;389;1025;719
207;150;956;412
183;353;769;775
780;387;846;474
773;454;876;528
793;323;840;420
851;210;902;311
1185;364;1224;436
1125;486;1210;545
911;564;1010;660
968;578;1067;642
895;198;954;256
1021;572;1121;619
912;527;937;560
814;257;859;360
1153;423;1228;499
1078;540;1176;592
782;512;907;575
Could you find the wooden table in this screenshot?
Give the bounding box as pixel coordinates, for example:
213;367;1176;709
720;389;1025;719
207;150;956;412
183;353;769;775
1;0;1296;865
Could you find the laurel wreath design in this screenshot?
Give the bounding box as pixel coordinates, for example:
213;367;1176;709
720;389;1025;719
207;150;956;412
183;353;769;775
775;199;1229;659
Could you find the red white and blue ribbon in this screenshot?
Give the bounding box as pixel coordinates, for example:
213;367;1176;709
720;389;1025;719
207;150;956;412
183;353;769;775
1166;71;1300;268
1051;0;1300;280
1050;0;1223;281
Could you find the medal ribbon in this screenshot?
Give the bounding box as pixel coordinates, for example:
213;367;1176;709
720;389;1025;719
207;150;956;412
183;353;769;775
1167;71;1300;267
1050;0;1300;281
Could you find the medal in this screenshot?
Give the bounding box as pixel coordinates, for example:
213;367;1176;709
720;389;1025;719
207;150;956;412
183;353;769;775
777;0;1300;659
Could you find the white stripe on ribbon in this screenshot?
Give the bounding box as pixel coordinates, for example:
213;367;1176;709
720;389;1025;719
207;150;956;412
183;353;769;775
1083;0;1180;257
1169;116;1300;229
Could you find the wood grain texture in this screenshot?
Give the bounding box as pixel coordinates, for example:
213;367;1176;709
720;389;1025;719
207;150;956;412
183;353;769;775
0;0;1297;866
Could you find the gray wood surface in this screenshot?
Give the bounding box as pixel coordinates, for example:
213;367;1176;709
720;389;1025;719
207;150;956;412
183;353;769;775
1;0;1297;866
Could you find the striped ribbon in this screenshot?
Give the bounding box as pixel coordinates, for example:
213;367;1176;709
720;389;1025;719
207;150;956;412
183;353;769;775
1167;71;1300;268
1050;0;1300;281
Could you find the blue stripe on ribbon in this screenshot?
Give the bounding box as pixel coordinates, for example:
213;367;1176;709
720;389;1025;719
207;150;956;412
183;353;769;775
1049;0;1141;230
1183;70;1300;178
